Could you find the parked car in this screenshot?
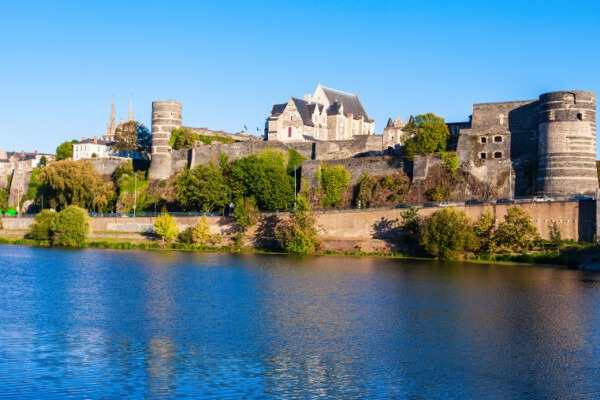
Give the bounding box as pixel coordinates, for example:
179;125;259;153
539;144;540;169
88;211;99;218
495;198;515;204
423;202;438;208
533;196;554;202
439;201;451;207
395;203;412;209
569;195;594;201
465;199;484;205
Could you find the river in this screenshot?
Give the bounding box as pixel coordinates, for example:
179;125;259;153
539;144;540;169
0;245;599;398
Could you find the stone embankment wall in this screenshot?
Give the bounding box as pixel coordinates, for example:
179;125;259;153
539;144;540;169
302;156;404;187
2;201;595;251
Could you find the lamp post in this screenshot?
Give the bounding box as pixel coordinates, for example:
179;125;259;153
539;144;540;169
294;164;297;208
133;174;137;218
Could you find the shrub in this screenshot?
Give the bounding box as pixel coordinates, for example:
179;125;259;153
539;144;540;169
440;151;459;178
494;206;540;253
317;164;351;208
52;206;89;247
193;215;212;245
154;213;179;244
275;195;320;254
234;197;260;233
29;209;56;241
420;208;477;260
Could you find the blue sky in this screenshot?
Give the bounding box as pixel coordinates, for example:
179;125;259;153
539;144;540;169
1;0;599;155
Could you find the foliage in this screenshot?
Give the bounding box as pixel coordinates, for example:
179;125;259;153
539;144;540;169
474;209;495;253
420;208;478;260
38;160;115;212
178;227;195;244
0;189;7;209
440;151;459;178
56;140;77;161
52;206;89;247
287;149;305;175
39;155;48;166
175;162;229;212
494;206;540;253
317;163;351;208
400;208;422;246
275;195;320;254
28;209;56;241
113;121;139;156
231;148;294;210
549;221;563;249
170;128;198;150
402;113;450;160
356;172;375;208
425;183;450;202
136;123;152;157
193;215;212;245
23;167;40;205
234;196;260;233
154;213;179;243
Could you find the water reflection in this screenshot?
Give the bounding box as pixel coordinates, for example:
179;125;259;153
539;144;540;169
0;246;600;398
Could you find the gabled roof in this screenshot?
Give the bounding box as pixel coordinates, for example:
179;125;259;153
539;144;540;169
75;138;112;145
291;98;314;126
320;85;371;121
270;103;287;117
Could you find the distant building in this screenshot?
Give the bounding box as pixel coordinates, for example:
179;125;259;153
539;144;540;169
73;137;113;160
265;84;375;142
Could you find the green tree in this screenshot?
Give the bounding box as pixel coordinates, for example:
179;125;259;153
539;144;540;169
549;221;563;249
234;196;260;234
317;163;351;208
114;121;148;157
39;155;48;166
169;128;198;150
420;208;478;260
28;209;56;241
154;213;179;244
56;140;77;161
175;162;229;212
38;160;115;211
494;206;540;253
275;195;320;254
474;209;495;253
0;189;8;209
232;148;294;210
402;113;450;160
136;123;152;157
52;205;89;247
193;215;212;245
440;151;459;178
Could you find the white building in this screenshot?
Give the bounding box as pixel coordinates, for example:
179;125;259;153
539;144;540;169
73;137;113;160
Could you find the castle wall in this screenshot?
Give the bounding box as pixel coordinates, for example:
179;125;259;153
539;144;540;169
537;91;597;196
301;156;404;187
149;101;182;180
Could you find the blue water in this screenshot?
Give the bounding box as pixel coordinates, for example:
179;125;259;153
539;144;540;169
1;245;600;398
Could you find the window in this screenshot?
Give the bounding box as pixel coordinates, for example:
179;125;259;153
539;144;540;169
480;152;487;159
577;113;583;121
494;136;503;143
480;137;487;144
493;151;502;159
288;127;292;138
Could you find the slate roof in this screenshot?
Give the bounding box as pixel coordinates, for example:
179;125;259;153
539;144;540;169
291;98;315;127
270;103;287;117
320;86;372;122
75;138;112;146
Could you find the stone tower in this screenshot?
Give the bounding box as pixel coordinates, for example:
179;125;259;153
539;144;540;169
149;100;182;180
537;90;597;196
105;99;117;140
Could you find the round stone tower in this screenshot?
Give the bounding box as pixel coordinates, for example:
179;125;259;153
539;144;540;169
537;90;597;196
148;100;182;180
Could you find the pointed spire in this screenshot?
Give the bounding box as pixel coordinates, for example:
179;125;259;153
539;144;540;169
105;97;117;140
128;94;134;121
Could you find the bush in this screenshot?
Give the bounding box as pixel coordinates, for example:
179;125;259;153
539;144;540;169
234;197;260;233
317;163;351;208
193;215;212;245
275;195;320;254
29;209;56;241
154;213;179;244
494;206;540;253
420;208;477;260
52;206;89;247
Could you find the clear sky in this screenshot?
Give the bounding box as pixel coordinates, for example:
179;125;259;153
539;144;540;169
1;0;599;155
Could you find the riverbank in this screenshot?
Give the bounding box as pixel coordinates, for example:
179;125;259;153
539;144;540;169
2;235;599;271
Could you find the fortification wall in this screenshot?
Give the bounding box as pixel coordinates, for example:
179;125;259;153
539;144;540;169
149;101;182;180
301;156;404;187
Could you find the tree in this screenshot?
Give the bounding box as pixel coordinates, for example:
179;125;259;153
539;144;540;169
113;121;141;157
136;123;152;157
175;162;229;212
193;215;212;245
474;209;495;253
275;195;320;254
234;196;260;233
549;221;563;249
402;113;450;160
231;149;294;210
169;128;198;150
317;163;351;208
0;189;7;209
154;213;179;244
56;140;77;161
420;208;478;260
28;209;56;241
52;206;89;247
38;160;115;211
494;206;540;253
39;155;48;166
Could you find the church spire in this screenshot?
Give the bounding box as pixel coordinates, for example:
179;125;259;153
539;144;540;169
105;98;117;140
128;95;134;122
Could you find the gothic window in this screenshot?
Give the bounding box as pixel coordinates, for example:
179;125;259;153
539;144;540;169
480;137;487;144
493;151;502;159
480;152;487;159
494;136;503;143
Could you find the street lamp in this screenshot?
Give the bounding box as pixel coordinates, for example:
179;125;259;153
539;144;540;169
133;174;137;218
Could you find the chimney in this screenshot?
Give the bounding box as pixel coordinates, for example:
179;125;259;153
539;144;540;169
94;136;97;144
304;93;312;103
81;136;85;141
